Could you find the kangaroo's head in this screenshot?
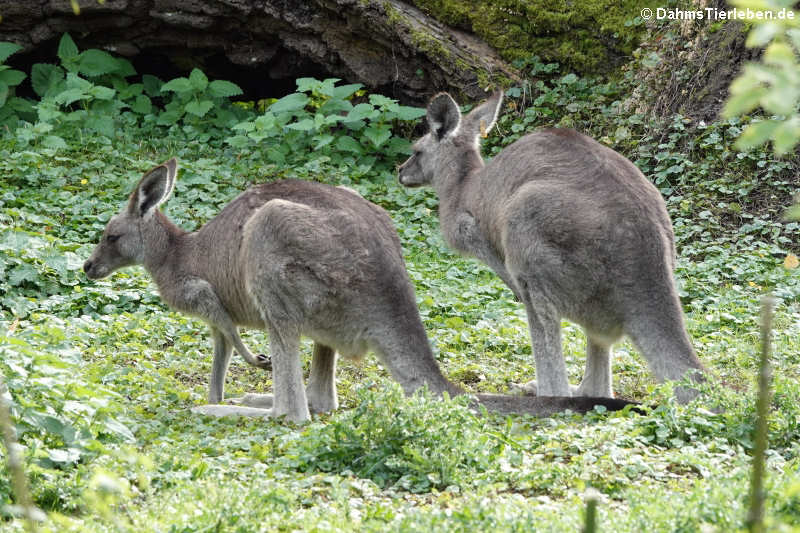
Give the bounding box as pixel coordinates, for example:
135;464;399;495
398;91;503;188
84;158;178;279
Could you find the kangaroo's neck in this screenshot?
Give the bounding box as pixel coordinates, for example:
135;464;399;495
433;147;486;252
141;210;188;284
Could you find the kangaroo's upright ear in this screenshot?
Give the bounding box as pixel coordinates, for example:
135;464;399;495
128;158;178;217
462;91;503;145
427;93;461;141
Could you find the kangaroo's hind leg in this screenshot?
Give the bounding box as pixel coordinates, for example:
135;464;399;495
574;336;614;398
520;290;571;397
208;327;233;404
305;343;338;414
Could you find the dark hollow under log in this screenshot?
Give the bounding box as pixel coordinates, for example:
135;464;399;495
0;0;518;103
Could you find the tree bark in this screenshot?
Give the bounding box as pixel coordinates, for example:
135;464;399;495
0;0;517;103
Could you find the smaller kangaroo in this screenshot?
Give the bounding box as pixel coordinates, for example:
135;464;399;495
397;91;705;402
85;159;637;422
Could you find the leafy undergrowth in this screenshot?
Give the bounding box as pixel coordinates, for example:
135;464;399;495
1;38;800;532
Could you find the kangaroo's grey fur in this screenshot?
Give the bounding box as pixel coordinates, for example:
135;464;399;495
397;92;705;402
85;159;639;422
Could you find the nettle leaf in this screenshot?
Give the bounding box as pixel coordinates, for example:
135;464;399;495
42;135;68;150
184;99;214;117
161;77;193;93
142;74;163;96
89;85;116;100
269;92;310;114
346;103;378;122
86;114;115;137
336;135;363;154
0;41;23;63
225;135;250;148
296;77;323;93
0;68;26;87
130;94;152;114
332;83;363;100
57;33;80;63
286;118;315;131
189;68;208;91
208;79;243;98
31;63;65;98
395;105;426;121
54;87;88;106
78;49;121;77
362;125;392;148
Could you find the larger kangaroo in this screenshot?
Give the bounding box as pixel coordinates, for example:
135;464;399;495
85;158;636;422
397;92;704;402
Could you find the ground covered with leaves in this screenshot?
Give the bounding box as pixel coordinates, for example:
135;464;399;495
1;36;800;532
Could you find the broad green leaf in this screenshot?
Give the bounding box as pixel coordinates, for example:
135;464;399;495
369;93;396;109
722;86;766;117
313;133;335;150
57;33;79;62
65;71;93;91
225;135;251;148
102;417;135;442
763;41;796;67
296;77;322;93
395;105;426;121
130;94;152;114
142;74;163;96
746;22;780;48
734;119;779;151
760;81;800;115
161;77;193;93
184;99;214;117
0;82;7;107
269;92;309;114
89;85;116;100
42;135;68;149
771;117;800;154
31;63;65;97
78;49;121;77
0;41;22;63
189;68;208;91
362;125;392;147
0;68;26;87
85;114;115;137
286;118;315;131
208;79;243;98
336;135;363;154
346;103;378;122
54;87;88;106
332;83;363;100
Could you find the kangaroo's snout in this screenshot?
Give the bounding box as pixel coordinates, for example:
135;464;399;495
83;258;99;279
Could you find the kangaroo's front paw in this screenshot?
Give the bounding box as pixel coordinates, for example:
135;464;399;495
255;353;272;370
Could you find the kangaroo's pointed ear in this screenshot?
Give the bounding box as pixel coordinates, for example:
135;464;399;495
463;91;503;144
427;93;461;140
129;158;178;217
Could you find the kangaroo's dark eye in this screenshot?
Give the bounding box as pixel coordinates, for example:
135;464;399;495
106;234;120;244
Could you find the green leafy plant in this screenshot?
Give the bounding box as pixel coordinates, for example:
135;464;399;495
157;67;244;133
227;77;424;173
0;42;34;129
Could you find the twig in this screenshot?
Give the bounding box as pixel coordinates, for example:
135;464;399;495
0;377;40;532
583;490;599;533
747;295;776;533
